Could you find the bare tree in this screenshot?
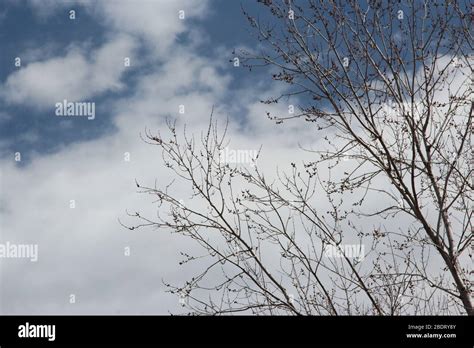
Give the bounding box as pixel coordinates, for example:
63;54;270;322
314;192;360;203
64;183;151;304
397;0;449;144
125;0;472;315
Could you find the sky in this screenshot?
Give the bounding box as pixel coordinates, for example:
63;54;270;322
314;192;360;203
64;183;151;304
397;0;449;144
0;0;319;314
0;0;469;315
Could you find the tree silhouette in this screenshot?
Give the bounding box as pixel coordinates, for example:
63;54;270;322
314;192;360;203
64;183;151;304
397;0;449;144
126;0;472;315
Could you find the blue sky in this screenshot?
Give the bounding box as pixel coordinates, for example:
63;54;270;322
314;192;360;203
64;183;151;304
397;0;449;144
0;0;269;162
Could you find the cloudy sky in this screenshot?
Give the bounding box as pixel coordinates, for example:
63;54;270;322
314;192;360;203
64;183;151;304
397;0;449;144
1;0;469;316
0;0;321;314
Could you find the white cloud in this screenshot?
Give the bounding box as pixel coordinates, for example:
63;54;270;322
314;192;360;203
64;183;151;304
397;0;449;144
1;35;136;108
26;0;209;54
92;0;209;54
1;0;211;110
